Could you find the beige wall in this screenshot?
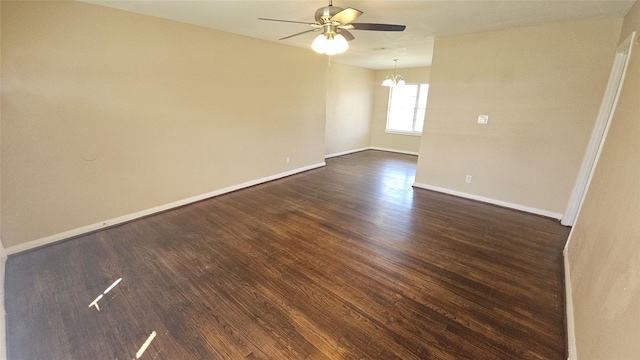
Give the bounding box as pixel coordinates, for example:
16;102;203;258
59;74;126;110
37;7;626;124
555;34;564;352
325;62;375;156
567;2;640;359
0;1;6;358
414;18;622;215
0;1;327;248
326;64;429;157
371;67;430;154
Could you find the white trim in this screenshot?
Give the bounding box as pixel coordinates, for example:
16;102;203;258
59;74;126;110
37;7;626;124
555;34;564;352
560;33;635;359
325;147;369;159
326;147;419;158
560;32;636;360
412;182;563;219
369;147;419;156
564;250;577;360
562;32;636;226
6;162;326;255
384;130;422;137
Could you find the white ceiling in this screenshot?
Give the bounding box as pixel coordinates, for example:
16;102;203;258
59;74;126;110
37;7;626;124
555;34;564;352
82;0;634;70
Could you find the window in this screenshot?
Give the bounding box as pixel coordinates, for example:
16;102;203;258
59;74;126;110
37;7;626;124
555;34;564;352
386;83;429;135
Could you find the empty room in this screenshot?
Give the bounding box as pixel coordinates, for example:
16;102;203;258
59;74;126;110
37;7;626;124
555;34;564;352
1;1;638;359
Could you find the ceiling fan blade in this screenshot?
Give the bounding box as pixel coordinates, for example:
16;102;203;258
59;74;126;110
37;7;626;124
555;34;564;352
330;7;362;25
279;28;320;41
259;18;318;26
349;23;406;31
340;30;355;41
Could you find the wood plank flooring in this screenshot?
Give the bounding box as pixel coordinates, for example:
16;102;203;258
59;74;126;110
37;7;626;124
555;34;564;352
5;150;570;359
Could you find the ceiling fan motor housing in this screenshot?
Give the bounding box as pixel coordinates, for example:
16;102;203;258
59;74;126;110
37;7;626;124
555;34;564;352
315;6;342;24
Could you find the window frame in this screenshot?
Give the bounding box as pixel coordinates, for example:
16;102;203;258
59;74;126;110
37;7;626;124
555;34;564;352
385;83;429;136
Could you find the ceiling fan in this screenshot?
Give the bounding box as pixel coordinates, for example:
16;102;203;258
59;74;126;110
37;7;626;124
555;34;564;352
259;1;406;55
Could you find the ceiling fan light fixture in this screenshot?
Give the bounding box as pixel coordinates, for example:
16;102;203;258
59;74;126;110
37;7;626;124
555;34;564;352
312;33;349;55
330;33;349;54
311;34;327;53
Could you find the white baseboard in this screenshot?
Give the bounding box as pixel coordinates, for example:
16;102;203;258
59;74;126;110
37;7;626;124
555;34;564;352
564;250;577;360
6;162;326;255
325;147;369;159
325;147;419;159
412;182;563;219
369;147;419;156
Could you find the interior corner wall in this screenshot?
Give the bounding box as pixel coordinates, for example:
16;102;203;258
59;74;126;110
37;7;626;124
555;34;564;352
414;18;622;215
370;67;430;154
0;1;327;249
325;62;375;156
566;2;640;359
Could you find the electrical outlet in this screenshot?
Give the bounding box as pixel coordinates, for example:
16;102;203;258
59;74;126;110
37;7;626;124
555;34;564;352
465;175;472;183
478;115;488;124
286;157;290;164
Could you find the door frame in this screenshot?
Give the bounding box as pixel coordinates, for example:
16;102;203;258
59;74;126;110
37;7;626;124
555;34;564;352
562;31;636;226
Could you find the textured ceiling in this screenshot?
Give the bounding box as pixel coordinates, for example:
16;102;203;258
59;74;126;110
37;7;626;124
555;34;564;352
82;0;634;70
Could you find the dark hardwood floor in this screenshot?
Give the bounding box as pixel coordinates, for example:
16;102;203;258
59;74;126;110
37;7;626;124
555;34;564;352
5;150;570;359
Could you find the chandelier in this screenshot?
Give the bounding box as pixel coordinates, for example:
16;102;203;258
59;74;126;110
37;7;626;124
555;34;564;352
381;59;405;87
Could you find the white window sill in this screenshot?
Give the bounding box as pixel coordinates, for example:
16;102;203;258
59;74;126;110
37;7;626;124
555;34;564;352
385;130;422;137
